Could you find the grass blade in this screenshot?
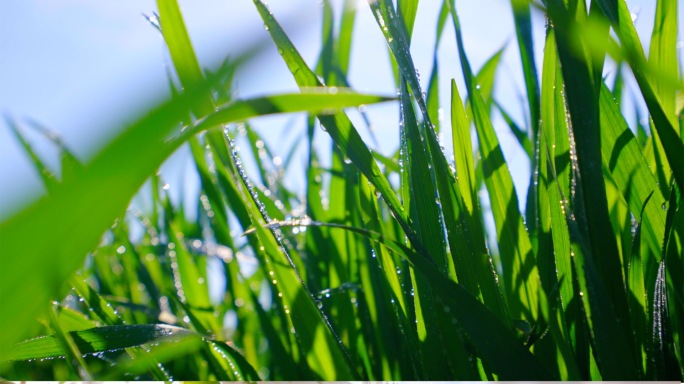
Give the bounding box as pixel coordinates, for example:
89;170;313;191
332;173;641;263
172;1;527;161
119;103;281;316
546;2;638;377
6;324;191;361
450;79;511;324
599;82;667;258
595;0;684;193
449;0;538;322
254;219;554;380
253;0;423;259
400;80;449;378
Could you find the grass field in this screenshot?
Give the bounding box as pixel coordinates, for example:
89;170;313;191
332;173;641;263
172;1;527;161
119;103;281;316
1;0;683;380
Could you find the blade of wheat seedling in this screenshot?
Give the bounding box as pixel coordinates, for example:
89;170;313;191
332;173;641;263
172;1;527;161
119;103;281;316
627;191;653;376
263;219;554;379
450;79;511;325
400;79;449;378
509;0;541;235
546;2;639;378
449;0;539;323
397;0;419;41
594;0;684;193
6;117;59;192
7;324;192;361
253;0;424;261
99;335;204;380
495;102;534;159
464;47;505;124
599;82;667;257
657;185;684;380
425;0;448;133
46;307;92;380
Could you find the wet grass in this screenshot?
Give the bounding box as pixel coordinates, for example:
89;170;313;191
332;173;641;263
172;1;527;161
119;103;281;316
1;0;682;380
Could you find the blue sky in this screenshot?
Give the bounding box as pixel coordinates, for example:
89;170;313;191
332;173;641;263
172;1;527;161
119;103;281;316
0;0;678;220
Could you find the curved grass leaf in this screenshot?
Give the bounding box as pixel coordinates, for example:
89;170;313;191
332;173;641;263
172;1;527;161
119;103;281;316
100;334;205;380
495;102;534;159
627;191;654;376
595;0;684;193
6;117;59;193
6;324;191;361
599;82;667;258
204;339;263;381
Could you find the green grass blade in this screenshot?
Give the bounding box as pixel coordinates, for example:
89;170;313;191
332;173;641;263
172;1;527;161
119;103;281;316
193;90;395;134
70;278;124;326
463;47;505;128
495;102;534;159
535;96;557;305
400;82;447;271
6;118;58;192
367;0;431;125
546;4;638;378
398;0;419;41
0;84;387;360
369;1;511;333
252;0;427;259
400;80;449;378
0;89;199;356
205;339;263;381
358;175;423;379
449;79;511;324
563;201;639;379
157;0;213;116
164;218;216;333
240;192;358;379
660;185;684;379
25;119;85;184
648;0;679;121
425;0;448;133
650;260;683;380
539;30;574;316
627;191;653;376
258;219;554;379
449;1;538;322
532;118;582;379
99;334;205;380
250;290;300;378
509;0;540;138
338;0;356;74
6;324;191;361
450;79;477;229
595;0;684;193
599;82;667;258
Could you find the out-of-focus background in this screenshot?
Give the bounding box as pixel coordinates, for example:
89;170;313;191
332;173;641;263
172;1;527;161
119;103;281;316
0;0;675;220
